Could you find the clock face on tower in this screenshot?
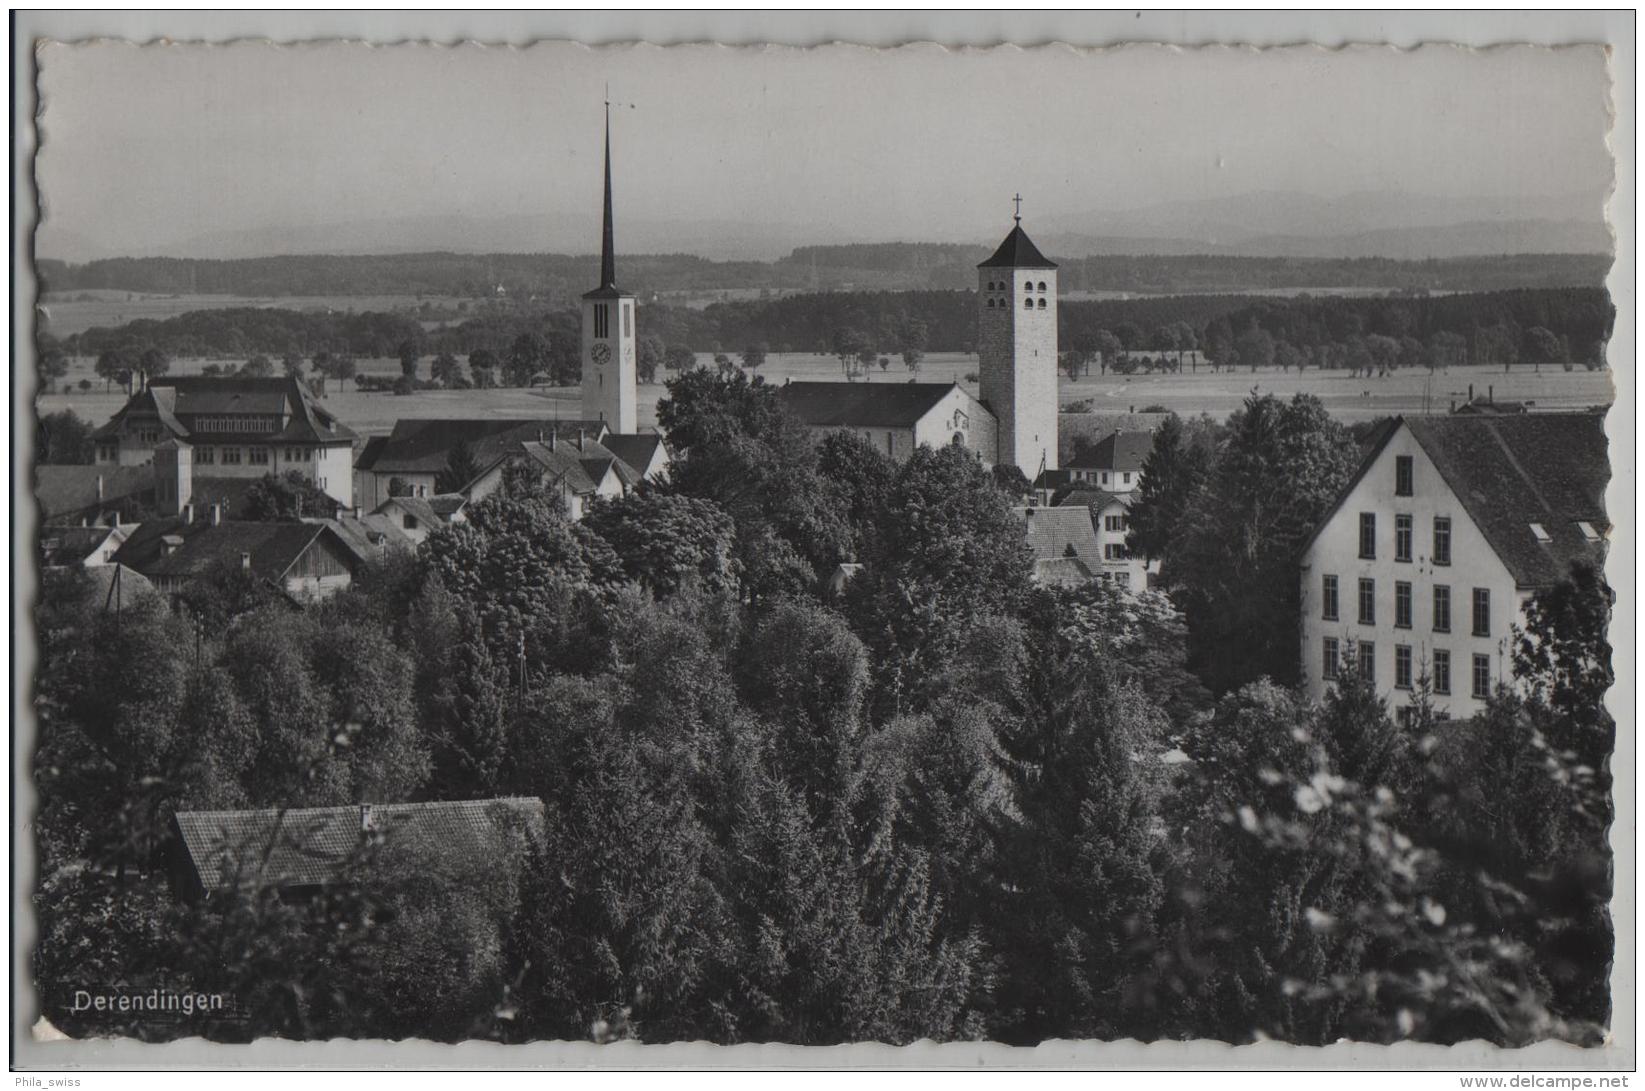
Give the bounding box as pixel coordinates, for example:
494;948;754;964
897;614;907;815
591;342;612;366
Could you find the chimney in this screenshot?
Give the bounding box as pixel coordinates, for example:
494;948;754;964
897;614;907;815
240;551;251;571
352;505;362;521
183;502;195;525
360;804;376;831
1488;385;1494;404
96;474;105;501
1468;383;1474;402
210;502;222;526
112;511;121;528
577;428;586;452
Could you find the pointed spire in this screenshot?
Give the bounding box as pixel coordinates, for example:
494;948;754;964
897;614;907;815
599;98;617;291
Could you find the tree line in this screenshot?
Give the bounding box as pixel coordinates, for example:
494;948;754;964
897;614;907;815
40;248;1610;300
33;374;1612;1046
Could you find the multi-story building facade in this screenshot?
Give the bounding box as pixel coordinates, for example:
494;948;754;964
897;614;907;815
91;375;357;507
1299;413;1608;722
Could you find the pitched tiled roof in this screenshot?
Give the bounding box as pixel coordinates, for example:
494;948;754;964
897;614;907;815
114;519;353;583
1057;487;1129;513
95;377;356;444
1068;431;1155;472
78;564;159;610
978;225;1057;270
1404;413;1609;588
1018;504;1103;570
39;524;129;566
1034;556;1094;586
173;797;545;891
778;381;961;429
90;386;188;441
600;432;666;477
318;513;413;560
34;465;156;523
358;418;607;475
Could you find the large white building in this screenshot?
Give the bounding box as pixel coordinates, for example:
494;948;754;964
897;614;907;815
776;211;1059;476
92;375;357;508
1298;412;1608;722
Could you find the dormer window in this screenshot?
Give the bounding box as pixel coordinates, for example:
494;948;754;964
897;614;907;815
1530;522;1551;543
1577;521;1602;542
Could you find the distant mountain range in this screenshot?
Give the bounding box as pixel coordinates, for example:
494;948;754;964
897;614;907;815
35;188;1611;265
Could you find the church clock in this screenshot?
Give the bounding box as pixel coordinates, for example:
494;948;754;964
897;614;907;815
591;342;612;366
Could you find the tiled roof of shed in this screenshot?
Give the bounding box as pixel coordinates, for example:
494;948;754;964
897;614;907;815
777;381;961;429
1017;504;1104;570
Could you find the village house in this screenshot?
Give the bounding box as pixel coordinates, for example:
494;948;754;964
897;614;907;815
34;464;154;527
372;493;468;546
1017;504;1102;586
1051;486;1156;590
168;797;545;902
778;381;1000;466
1298;411;1608;723
462;430;643;521
39;523;132;568
113;504;364;602
91;375;357;508
1066;430;1153;492
354;417;607;509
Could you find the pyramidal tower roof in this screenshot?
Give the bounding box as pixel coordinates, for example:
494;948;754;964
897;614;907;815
978;224;1057;270
584;100;631;300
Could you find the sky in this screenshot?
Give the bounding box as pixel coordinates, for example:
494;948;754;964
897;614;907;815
33;40;1615;259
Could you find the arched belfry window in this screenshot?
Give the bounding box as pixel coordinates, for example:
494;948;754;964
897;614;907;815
1037;298;1048;309
1037;281;1047;292
986;298;995;308
1023;298;1034;310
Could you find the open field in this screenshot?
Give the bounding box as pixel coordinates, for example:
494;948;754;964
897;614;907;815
37;291;476;338
36;351;1614;442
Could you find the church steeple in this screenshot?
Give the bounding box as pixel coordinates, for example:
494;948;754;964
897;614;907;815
598;100;617;291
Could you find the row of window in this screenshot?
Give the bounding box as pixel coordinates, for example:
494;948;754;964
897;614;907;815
986;297;1050;310
1359;512;1451;564
1103;543;1130;560
984;280;1049;293
189;416;281;435
590;303;634;340
1322;575;1489;635
1322;638;1492;700
194;446;317;466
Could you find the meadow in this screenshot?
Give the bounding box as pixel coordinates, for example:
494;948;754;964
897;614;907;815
37;348;1614;442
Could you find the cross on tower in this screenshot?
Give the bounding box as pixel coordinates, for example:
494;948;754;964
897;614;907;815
1013;193;1023;224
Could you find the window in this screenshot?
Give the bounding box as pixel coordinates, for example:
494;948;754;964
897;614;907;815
248;447;269;466
1322;575;1339;621
403;513;419;530
1395;455;1414;496
1472;654;1491;699
1101;472;1109;485
1358;577;1375;625
986;298;995;308
197;446;215;465
1024;298;1034;310
1115;571;1130;588
1529;522;1550;543
1433;649;1451;695
1472;588;1490;637
1123;472;1132;486
1395;581;1412;628
1037;298;1047;309
97;443;117;462
1577;521;1602;542
1395;514;1413;562
1359;513;1377;559
594;304;610;338
1104;543;1129;560
1358;642;1375;680
1395;644;1413;689
622;302;632;336
1433;585;1451;632
1037;281;1047;292
1323;637;1340;681
1105;515;1127;532
221;447;242;465
1433;516;1451;565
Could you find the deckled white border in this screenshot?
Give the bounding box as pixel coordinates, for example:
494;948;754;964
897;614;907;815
10;9;1636;1073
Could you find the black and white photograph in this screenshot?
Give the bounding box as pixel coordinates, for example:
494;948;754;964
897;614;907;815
12;12;1633;1073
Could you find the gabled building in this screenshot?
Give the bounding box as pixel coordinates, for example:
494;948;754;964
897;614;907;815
777;381;998;464
1018;504;1103;586
34;464;155;527
372;494;468;546
1299;412;1609;722
40;523;132;568
169;797;545;902
1066;430;1154;493
113;508;363;602
91;376;356;507
354;417;609;510
1053;487;1155;590
464;431;642;521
